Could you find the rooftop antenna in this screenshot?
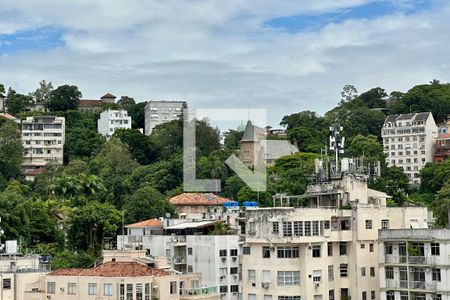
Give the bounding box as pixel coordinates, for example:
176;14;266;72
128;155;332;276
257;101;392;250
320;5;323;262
329;124;345;176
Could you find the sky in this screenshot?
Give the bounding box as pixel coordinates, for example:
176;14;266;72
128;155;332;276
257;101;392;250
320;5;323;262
1;0;449;127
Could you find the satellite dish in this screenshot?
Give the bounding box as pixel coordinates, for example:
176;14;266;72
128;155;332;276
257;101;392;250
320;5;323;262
165;213;171;218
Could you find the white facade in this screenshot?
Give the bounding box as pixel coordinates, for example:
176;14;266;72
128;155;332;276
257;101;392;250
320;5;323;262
241;175;430;300
379;229;450;300
144;100;187;135
97;109;131;139
117;225;240;300
21;116;65;179
382;113;438;184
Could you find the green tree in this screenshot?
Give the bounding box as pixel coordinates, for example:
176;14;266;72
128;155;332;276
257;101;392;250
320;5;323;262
432;180;450;227
113;129;157;165
46;85;81;112
124;186;175;224
65;127;105;161
358;87;387;109
6;88;33;115
0;121;23;179
118;96;136;109
370;166;409;205
67;201;122;251
347;134;385;164
29;80;53;104
127;101;146;129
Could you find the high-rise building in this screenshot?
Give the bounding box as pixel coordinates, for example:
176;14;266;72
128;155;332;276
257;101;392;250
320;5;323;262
382;112;438;184
240;174;431;300
144;100;187;135
21;116;65;180
379;229;450;300
97;109;132;139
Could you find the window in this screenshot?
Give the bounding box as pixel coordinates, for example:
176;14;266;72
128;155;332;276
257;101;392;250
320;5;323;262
432;295;442;300
371;291;375;300
170;281;177;294
248;270;256;282
188;265;193;272
231;285;239;293
304;221;311;236
370;267;375;277
329;290;335;300
362;291;367;300
188;247;193;255
327;242;333;256
243;247;251;255
369;243;374;252
230;267;238;275
220;267;227;276
381;219;389;229
313;270;322;282
360;243;365;249
431;243;440;256
272;222;279;233
277;247;299;258
248;294;256;300
145;283;150;300
365;220;372;229
68;283;76;295
283;222;292;237
47;282;55;294
127;284;133;300
386;291;395;300
400;292;408;300
385;243;393;255
432;268;441;281
312;245;321;257
361;267;366;276
385;267;394;279
88;283;97;295
219;249;227;257
220;285;228;293
104;284;113;296
230;249;238;256
328;265;334;281
323;220;330;229
294;221;303;236
262;246;271;258
340;264;348;277
277;271;300;286
120;284;125;300
136;283;143;300
278;297;301;300
339;242;347;255
312;221;320;236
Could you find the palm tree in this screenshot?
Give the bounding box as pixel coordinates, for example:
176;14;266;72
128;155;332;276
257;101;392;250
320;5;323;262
430;79;440;85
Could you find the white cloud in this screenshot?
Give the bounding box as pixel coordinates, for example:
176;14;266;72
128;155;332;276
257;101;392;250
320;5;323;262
1;0;450;126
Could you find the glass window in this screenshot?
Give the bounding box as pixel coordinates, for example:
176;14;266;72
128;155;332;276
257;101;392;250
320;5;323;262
136;283;143;300
327;242;333;256
248;270;256;282
104;283;113;296
312;270;321;282
385;267;394;279
365;220;372;229
220;286;228;293
277;271;300;286
340;264;348;277
68;283;76;295
370;267;375;277
230;249;238;256
361;267;366;276
431;243;440;256
339;242;347;255
381;219;389;229
262;246;271;258
219;249;227;256
385;243;393;255
47;282;55;294
294;221;303;236
277;247;299;258
243;247;251;255
126;284;133;300
312;245;321;257
170;282;177;294
432;268;441;281
371;291;375;300
283;222;292;237
369;244;374;252
272;222;279;233
88;283;97;295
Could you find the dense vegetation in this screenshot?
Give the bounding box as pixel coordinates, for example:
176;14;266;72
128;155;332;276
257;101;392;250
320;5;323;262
1;80;450;268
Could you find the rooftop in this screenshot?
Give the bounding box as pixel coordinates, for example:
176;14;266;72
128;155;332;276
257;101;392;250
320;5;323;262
126;218;162;228
169;193;234;206
47;261;169;277
79;99;102;107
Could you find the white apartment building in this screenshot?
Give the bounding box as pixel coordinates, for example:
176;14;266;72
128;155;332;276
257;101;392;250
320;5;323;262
117;218;240;300
144;100;187;135
97;109;132;139
382;113;438;184
379;229;450;300
241;175;431;300
21;116;65;180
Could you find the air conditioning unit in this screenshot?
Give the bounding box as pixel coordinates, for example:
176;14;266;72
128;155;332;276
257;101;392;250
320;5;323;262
232;256;237;261
261;282;270;289
315;283;320;288
220;275;226;280
222;257;226;262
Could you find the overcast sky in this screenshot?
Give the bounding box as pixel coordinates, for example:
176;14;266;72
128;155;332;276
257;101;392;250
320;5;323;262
1;0;449;126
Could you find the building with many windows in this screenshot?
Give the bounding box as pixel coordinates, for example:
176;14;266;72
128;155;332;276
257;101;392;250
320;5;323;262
21;116;65;180
379;229;450;300
97;109;132;139
144;100;187;135
382;113;438;184
240;174;431;300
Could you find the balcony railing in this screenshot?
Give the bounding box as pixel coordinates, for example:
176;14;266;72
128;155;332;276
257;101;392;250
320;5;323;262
180;286;218;297
384;255;436;265
386;280;436;291
172;256;186;264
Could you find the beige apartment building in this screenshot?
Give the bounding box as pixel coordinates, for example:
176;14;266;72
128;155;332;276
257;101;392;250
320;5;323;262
241;174;431;300
21;116;65;180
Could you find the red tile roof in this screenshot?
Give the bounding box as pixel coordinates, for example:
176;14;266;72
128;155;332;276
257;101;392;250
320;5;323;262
79;99;102;107
0;113;17;119
437;133;450;139
126;218;162;228
47;262;169;277
101;93;116;99
169;193;234;206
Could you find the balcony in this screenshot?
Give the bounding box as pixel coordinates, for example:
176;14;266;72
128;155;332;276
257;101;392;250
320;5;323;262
384;255;436;265
385;280;436;291
173;256;187;264
180;286;218;299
